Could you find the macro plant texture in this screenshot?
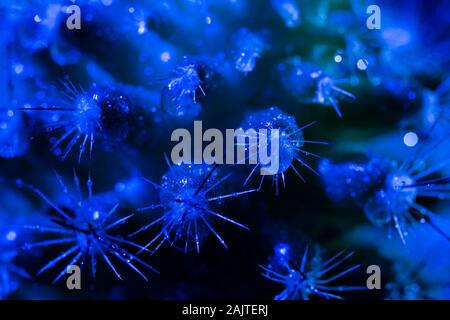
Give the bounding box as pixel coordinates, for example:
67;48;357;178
0;0;449;300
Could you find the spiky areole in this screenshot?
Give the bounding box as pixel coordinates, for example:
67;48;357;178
241;106;326;194
160;64;204;118
386;262;450;300
234;28;266;74
278;57;355;117
21;83;136;162
16;172;157;283
260;243;364;300
130;163;256;253
320;154;450;244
